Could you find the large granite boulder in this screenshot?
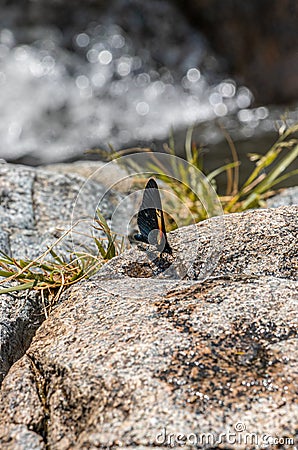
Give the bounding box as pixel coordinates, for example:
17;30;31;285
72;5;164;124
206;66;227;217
0;199;297;448
0;274;297;449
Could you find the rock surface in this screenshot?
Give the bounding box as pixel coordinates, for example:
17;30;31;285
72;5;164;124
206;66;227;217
0;162;119;384
0;275;297;449
99;206;298;281
0;200;297;448
267;186;298;208
0;161;118;259
44;160;131;193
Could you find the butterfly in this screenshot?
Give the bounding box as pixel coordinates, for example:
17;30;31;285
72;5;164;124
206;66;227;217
134;178;172;255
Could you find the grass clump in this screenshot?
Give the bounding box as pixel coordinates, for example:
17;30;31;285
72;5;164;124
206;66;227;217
0;212;124;312
221;122;298;212
96;121;298;227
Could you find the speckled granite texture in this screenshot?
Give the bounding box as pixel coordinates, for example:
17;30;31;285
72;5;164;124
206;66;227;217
0;163;297;449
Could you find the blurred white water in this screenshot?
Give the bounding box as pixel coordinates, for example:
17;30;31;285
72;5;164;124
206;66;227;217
0;0;292;164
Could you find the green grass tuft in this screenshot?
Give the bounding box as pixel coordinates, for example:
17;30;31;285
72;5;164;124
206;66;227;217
95;120;298;227
0;212;124;310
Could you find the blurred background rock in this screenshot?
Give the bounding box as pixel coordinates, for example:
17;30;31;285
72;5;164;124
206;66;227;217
0;0;297;186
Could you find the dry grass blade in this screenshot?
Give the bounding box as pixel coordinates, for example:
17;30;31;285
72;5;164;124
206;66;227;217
219;123;239;196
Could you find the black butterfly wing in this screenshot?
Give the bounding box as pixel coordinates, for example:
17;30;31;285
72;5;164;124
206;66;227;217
136;209;158;244
137;179;160;239
135;178;172;254
139;178;163;211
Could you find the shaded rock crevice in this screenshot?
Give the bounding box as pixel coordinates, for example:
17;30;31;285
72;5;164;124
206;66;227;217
0;291;46;385
30;172;38;230
0;356;46;449
26;354;51;449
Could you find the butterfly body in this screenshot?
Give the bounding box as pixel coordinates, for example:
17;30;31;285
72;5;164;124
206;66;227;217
134;178;172;255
